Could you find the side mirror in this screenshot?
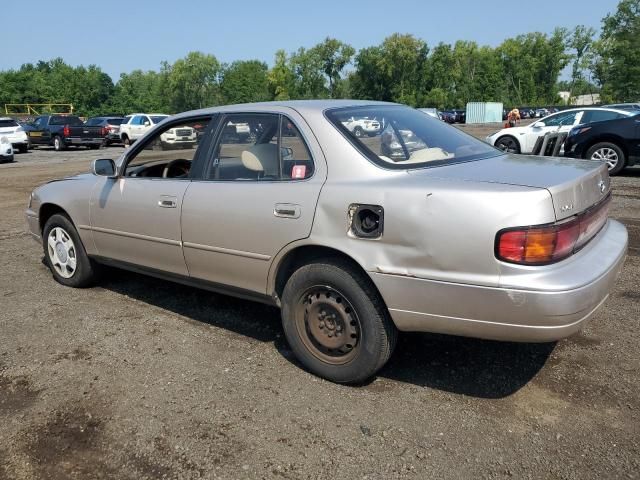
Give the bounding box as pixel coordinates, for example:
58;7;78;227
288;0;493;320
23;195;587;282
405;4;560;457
533;121;545;128
91;158;117;178
143;121;150;126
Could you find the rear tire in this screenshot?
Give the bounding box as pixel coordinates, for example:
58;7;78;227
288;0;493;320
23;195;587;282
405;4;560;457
42;214;100;288
53;136;66;151
586;142;626;176
353;126;364;138
281;258;397;384
494;135;521;154
122;135;131;147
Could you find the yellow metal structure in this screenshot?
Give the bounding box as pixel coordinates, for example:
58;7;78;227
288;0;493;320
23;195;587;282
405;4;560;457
4;103;74;116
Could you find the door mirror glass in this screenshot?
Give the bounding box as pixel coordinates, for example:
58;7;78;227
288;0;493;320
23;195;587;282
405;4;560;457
92;158;117;177
143;121;150;126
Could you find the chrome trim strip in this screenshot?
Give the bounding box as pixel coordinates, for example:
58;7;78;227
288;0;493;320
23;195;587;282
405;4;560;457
182;241;271;261
89;226;181;247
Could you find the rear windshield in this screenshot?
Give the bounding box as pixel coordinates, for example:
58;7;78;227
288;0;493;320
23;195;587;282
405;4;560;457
108;118;124;125
50;115;83;126
85;118;103;126
0;119;19;127
326;105;499;169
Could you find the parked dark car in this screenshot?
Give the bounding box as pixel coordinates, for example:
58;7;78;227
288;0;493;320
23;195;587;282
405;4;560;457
604;103;640;111
440;111;456;123
564;113;640;175
27;115;105;151
452;109;466;123
85;116;125;146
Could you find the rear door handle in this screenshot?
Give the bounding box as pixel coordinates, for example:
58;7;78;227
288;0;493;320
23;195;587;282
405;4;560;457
158;196;177;208
274;203;301;218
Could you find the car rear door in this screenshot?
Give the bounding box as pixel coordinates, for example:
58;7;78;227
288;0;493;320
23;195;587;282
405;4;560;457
180;111;326;294
28;117;48;145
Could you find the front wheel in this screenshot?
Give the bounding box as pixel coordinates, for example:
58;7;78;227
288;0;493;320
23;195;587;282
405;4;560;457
281;259;397;384
586;142;626;175
353;126;364;138
494;135;520;154
43;214;100;288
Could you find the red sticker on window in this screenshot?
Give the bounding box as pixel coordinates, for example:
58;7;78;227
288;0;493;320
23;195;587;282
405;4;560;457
292;165;306;179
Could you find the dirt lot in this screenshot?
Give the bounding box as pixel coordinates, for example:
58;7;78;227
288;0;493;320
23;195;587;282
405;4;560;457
0;141;639;480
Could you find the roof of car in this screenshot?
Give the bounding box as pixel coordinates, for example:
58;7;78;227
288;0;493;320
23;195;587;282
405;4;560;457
178;100;397;118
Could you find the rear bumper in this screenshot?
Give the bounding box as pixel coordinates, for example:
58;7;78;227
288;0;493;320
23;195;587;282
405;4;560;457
64;137;103;145
371;219;628;342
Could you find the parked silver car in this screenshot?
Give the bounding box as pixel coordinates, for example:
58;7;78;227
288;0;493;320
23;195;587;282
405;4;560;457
25;100;628;383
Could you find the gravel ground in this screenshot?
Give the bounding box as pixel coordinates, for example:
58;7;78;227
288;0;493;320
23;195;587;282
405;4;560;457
0;140;638;480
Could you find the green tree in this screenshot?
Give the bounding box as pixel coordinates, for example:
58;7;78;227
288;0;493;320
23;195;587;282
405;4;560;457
166;51;220;111
220;60;271;104
290;47;327;99
592;0;640;101
268;50;296;100
568;25;596;96
309;38;355;98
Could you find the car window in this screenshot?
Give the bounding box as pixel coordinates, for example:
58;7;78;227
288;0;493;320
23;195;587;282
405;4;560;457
132;116;144;125
150;115;168;124
0;119;19;128
207;113;314;181
123;117;211;179
581;110;625;123
123;116;132;125
542;111;579;127
108;118;124;125
85;118;103;126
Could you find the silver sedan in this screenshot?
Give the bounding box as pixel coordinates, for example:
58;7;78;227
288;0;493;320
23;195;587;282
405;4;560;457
25;100;628;383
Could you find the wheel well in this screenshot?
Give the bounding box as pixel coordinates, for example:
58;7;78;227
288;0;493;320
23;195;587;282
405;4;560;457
39;203;70;233
273;246;373;300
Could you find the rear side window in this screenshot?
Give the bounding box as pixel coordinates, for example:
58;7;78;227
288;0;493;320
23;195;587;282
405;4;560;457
207;113;314;181
108;118;124;125
581;110;625;123
0;119;19;127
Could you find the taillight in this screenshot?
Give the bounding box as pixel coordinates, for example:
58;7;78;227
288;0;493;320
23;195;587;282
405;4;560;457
63;125;70;137
496;195;611;265
101;127;108;136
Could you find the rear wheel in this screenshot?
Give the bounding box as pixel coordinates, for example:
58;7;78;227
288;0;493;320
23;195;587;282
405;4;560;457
43;214;100;288
122;135;131;147
353;126;364;138
586;142;626;175
53;136;66;151
281;259;397;384
494;135;520;154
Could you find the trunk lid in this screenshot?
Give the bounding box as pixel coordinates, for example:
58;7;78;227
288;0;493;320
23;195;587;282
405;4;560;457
407;154;611;220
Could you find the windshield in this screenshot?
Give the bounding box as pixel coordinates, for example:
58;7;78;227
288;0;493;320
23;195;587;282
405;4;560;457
326;105;499;169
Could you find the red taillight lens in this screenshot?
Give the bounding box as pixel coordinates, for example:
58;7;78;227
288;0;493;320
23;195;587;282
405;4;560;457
101;127;107;136
63;125;70;137
496;196;611;265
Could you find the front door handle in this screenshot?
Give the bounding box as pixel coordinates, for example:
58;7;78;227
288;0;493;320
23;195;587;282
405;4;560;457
274;203;301;219
158;196;177;208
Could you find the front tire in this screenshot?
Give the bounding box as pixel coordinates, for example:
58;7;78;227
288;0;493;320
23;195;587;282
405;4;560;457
586;142;626;175
494;135;521;154
281;259;397;384
42;214;99;288
353;126;364;138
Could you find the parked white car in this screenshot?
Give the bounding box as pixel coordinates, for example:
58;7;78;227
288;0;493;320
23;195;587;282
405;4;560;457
341;116;381;137
486;107;633;154
1;136;14;163
0;117;29;153
119;114;170;146
159;126;197;149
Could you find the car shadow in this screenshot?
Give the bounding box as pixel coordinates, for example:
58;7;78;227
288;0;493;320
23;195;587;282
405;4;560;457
97;268;554;399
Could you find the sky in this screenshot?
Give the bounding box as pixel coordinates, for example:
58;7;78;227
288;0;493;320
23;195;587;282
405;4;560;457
3;0;621;82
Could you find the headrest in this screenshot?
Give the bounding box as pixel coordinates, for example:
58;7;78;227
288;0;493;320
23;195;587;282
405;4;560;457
241;143;279;176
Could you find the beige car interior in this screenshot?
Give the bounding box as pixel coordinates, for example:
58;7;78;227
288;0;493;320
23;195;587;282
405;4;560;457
241;143;279;177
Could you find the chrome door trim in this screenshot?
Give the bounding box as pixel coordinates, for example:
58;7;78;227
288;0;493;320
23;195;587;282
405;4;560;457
182;241;271;261
88;225;182;246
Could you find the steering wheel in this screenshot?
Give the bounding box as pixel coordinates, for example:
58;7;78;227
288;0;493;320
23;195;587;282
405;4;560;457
162;159;191;178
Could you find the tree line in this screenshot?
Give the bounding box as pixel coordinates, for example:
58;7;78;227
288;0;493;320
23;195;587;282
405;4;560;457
0;0;637;117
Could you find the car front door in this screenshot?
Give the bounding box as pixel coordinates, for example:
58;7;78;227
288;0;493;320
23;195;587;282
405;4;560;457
523;110;584;152
90;116;213;275
130;115;147;140
180;111;326;294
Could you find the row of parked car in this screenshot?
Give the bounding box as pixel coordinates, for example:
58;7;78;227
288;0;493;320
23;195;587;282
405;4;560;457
485;103;640;175
0;112;204;161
